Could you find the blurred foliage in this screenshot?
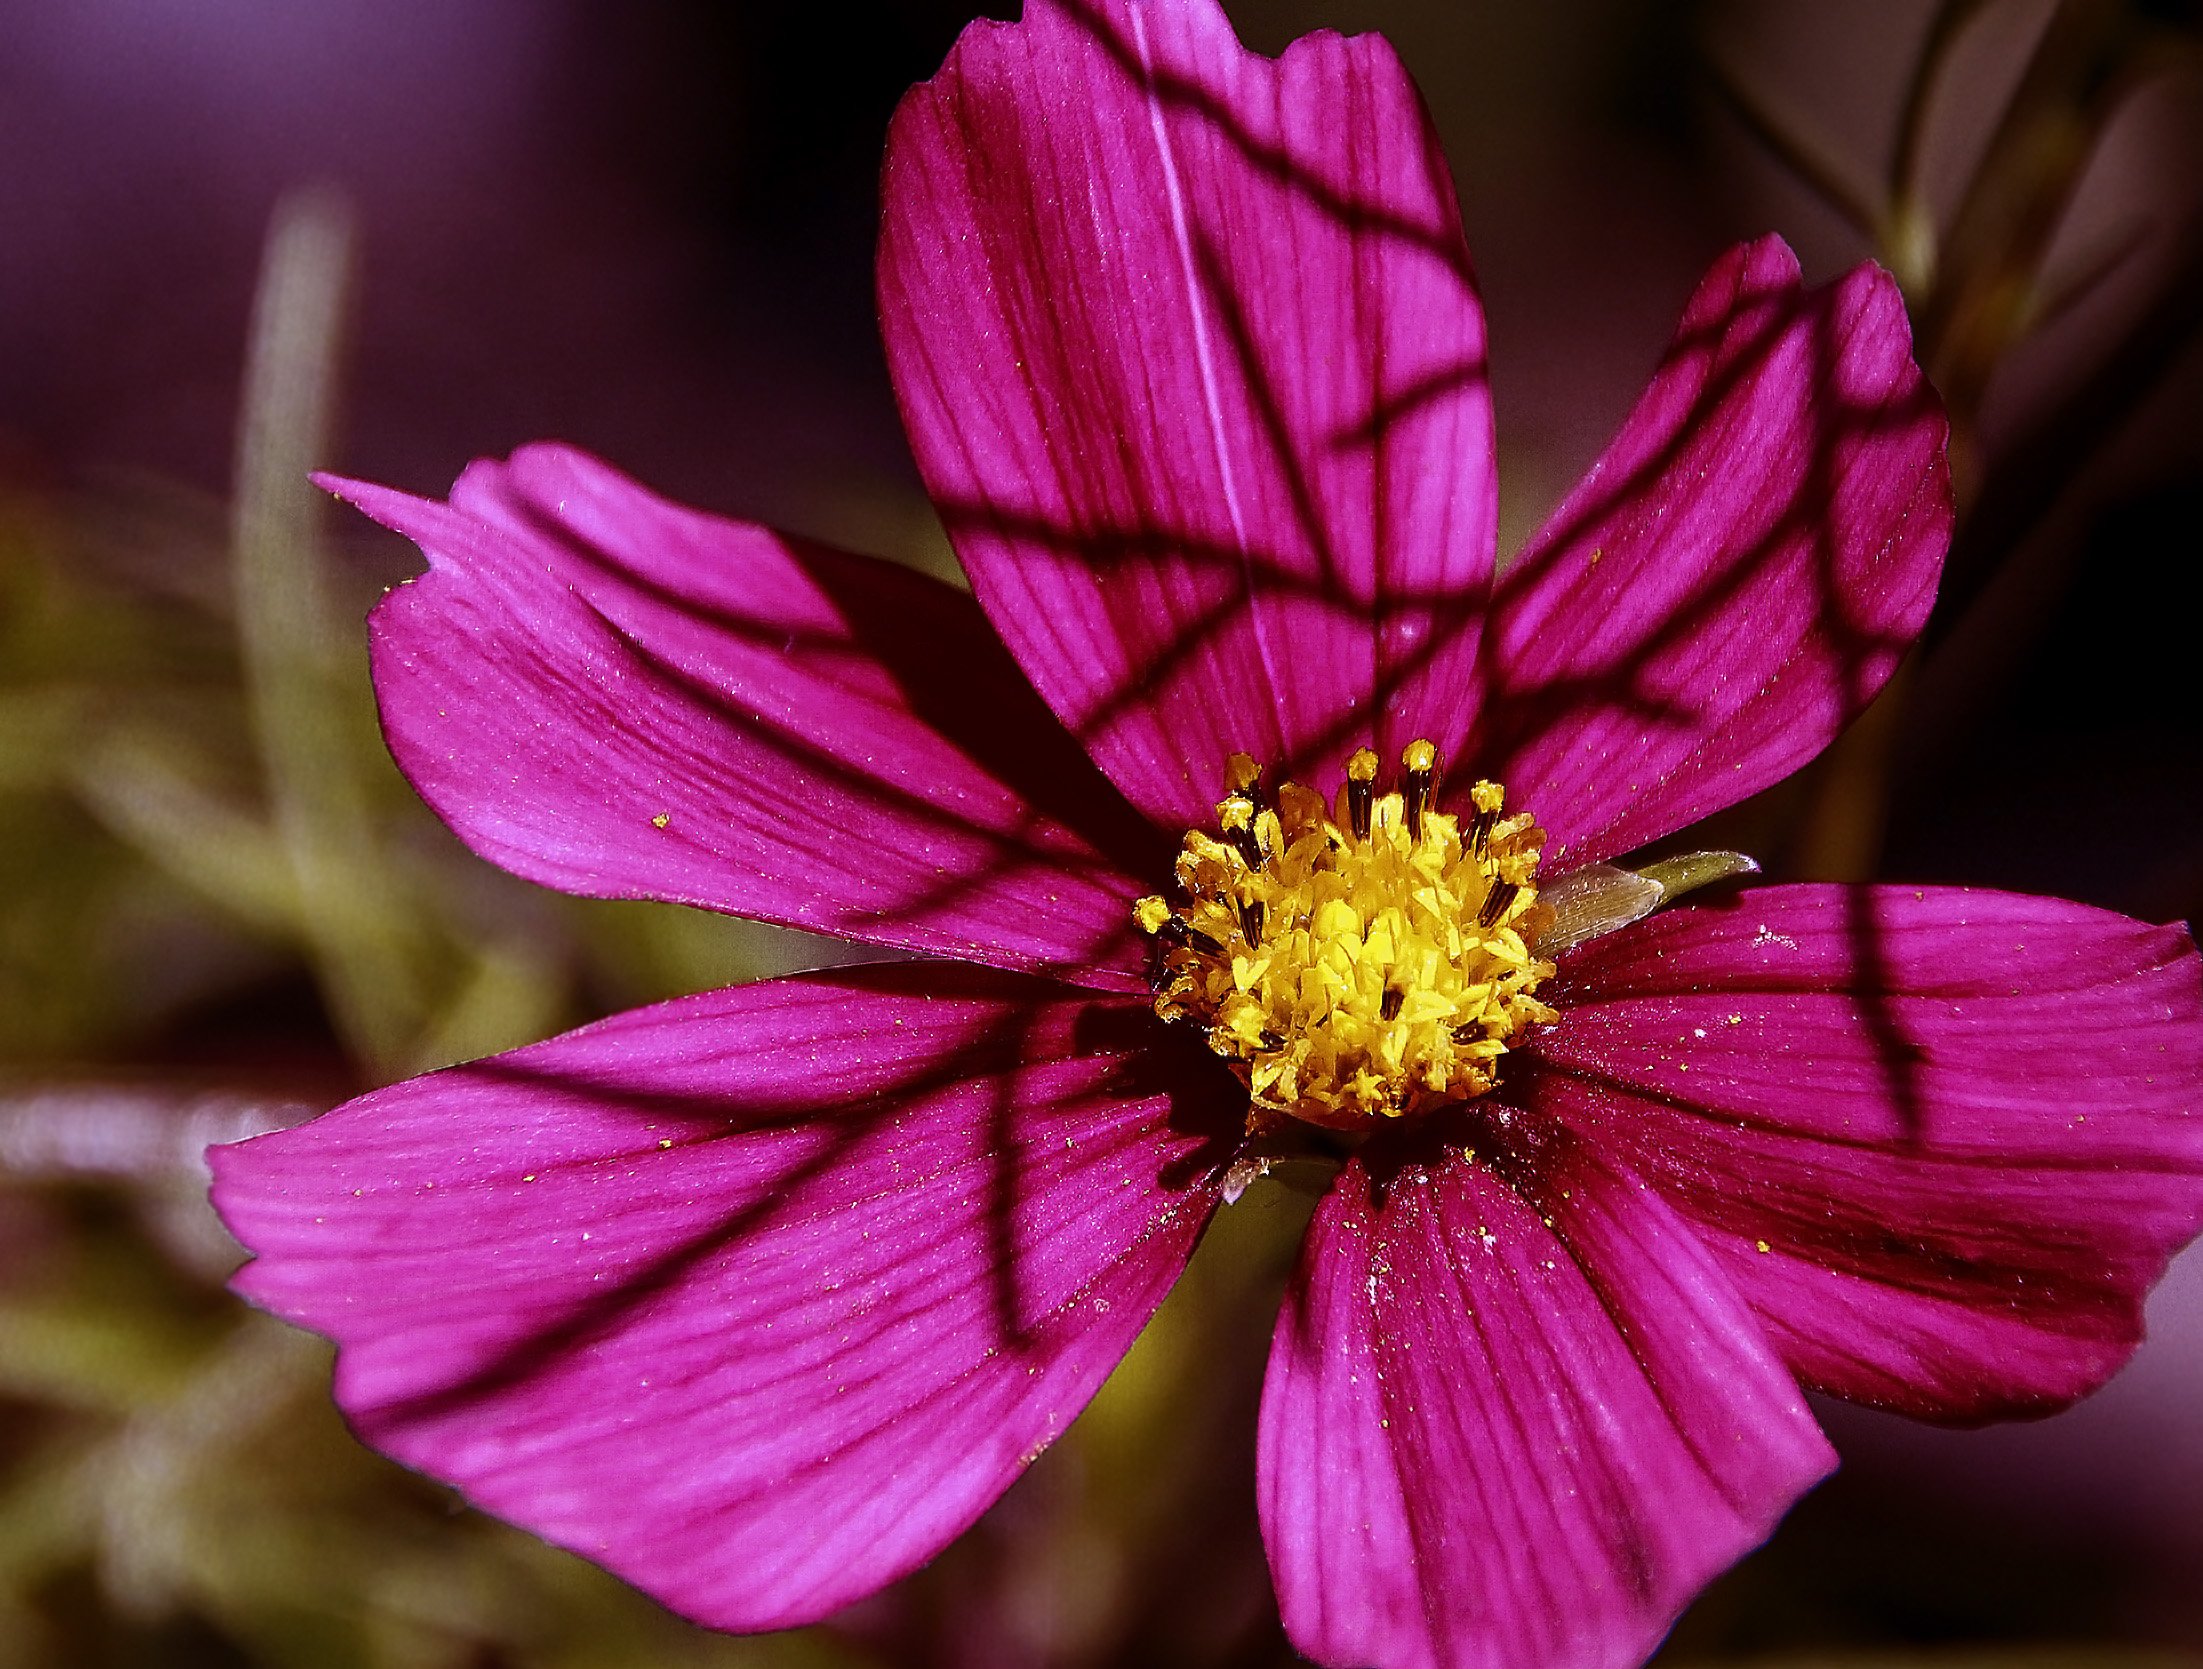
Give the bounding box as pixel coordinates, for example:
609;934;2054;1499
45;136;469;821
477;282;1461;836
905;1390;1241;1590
0;196;852;1667
1701;0;2203;884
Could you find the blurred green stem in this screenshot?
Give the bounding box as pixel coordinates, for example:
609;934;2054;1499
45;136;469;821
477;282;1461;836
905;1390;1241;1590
1883;0;1998;298
231;190;420;1077
1700;40;1882;245
1734;0;2163;881
1916;0;2133;424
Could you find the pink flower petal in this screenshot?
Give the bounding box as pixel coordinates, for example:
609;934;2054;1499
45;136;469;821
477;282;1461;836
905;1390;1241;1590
880;0;1495;828
1539;884;2203;1420
210;962;1234;1631
339;445;1164;988
1259;1133;1833;1669
1475;239;1952;865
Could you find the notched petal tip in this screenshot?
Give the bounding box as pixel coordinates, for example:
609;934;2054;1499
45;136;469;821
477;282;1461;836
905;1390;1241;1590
212;966;1231;1633
1541;883;2203;1422
1475;234;1954;866
337;445;1156;987
880;0;1495;828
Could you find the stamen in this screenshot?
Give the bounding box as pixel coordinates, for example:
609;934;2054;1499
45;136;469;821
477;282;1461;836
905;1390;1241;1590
1468;779;1502;856
1160;917;1225;958
1478;879;1519;928
1345;747;1378;843
1134;743;1557;1132
1218;795;1265;866
1402;738;1437;841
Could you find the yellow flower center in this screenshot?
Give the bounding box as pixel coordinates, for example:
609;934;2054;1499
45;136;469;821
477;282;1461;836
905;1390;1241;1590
1135;742;1557;1133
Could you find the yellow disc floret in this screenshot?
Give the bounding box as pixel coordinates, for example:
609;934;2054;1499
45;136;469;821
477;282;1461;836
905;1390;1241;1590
1135;742;1557;1132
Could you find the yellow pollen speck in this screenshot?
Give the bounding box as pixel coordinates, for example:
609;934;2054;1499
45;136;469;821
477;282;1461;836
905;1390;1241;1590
651;812;671;829
1756;1239;1772;1253
1133;741;1556;1131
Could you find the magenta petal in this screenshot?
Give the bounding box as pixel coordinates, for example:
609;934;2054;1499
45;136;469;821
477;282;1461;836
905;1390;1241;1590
1540;884;2203;1419
1261;1135;1832;1669
210;962;1233;1631
880;0;1496;826
340;445;1162;988
1475;239;1951;864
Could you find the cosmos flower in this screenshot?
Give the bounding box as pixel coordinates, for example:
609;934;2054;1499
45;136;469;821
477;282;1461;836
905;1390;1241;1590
210;2;2203;1666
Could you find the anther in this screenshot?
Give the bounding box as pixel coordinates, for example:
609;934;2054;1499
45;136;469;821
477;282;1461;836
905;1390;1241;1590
1161;917;1226;957
1467;781;1505;856
1478;880;1519;928
1224;751;1275;813
1239;899;1267;943
1345;747;1379;842
1402;738;1437;842
1218;795;1265;865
